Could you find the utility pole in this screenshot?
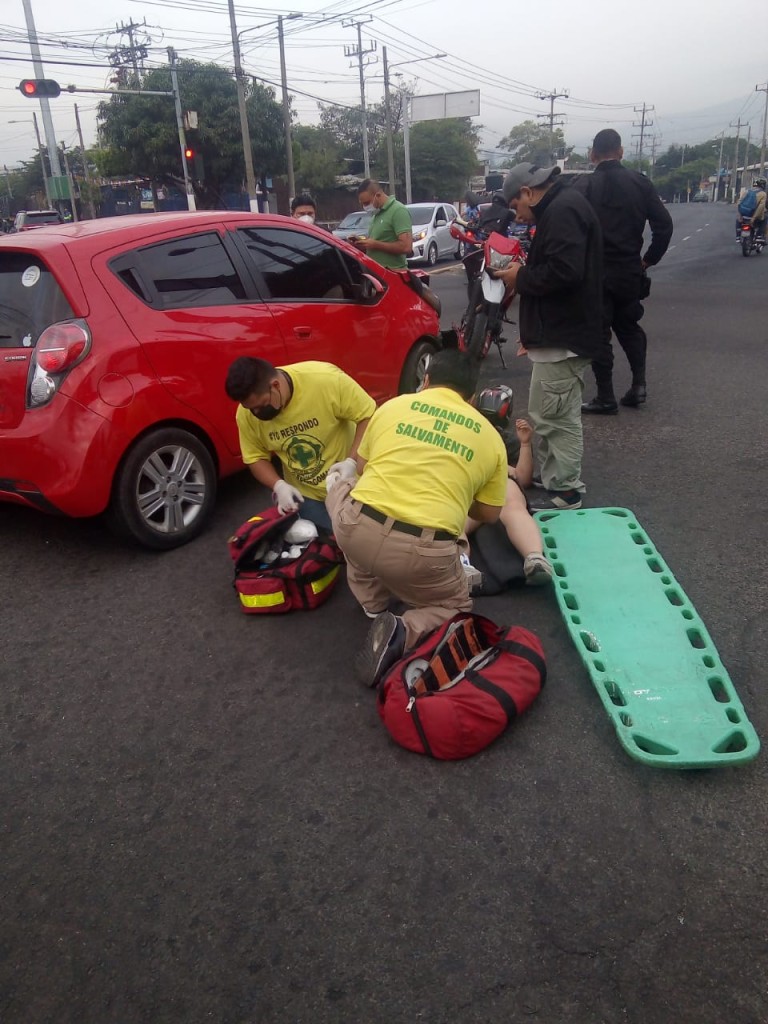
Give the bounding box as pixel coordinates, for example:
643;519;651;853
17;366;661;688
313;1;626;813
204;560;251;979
167;47;196;211
730;118;747;201
74;104;97;219
403;89;412;203
277;16;296;203
227;0;260;213
21;0;62;178
382;46;396;195
31;112;52;208
649;135;659;179
756;81;768;176
114;19;148;82
716;131;725;201
343;18;376;178
60;142;78;222
535;88;568;161
632;104;654;163
744;124;752;182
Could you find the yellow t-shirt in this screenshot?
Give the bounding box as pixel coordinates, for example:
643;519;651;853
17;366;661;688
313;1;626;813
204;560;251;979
235;361;376;500
351;386;508;536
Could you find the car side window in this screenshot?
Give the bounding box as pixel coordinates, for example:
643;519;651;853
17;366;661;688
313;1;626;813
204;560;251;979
237;227;356;302
112;231;247;310
435;206;446;224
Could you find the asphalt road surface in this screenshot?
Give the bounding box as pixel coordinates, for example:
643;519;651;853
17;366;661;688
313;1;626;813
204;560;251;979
2;201;767;1024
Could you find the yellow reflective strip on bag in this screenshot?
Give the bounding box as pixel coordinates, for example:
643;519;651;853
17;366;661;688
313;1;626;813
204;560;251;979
240;590;287;609
311;565;341;595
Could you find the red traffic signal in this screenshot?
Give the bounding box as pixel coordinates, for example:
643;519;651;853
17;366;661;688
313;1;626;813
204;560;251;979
19;79;61;99
184;147;194;160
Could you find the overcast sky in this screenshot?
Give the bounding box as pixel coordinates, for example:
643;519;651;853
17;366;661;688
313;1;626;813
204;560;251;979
2;0;767;170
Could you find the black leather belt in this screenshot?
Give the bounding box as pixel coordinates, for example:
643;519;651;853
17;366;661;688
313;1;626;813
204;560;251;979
359;503;456;542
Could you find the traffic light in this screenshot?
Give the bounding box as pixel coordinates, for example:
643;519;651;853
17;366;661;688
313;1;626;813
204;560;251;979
184;147;194;160
18;79;61;99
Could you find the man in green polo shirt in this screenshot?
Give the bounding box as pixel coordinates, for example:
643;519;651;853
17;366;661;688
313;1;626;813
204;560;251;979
354;179;413;270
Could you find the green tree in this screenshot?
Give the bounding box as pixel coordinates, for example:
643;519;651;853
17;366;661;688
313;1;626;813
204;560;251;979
97;60;285;204
498;119;566;164
292;125;342;193
409;117;479;201
318;93;407;184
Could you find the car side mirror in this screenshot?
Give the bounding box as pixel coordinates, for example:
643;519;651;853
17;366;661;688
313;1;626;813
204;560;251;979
435;218;447;226
357;273;385;302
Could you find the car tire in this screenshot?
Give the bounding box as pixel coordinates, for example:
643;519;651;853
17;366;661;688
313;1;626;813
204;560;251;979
107;427;217;550
427;243;438;266
399;339;438;393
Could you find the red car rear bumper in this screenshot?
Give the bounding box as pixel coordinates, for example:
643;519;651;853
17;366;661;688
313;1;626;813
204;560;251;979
0;394;116;517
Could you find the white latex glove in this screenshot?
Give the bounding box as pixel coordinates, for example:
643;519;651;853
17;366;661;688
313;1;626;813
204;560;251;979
272;479;303;515
327;457;358;481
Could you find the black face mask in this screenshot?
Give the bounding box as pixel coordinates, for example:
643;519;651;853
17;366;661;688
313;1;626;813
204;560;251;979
251;384;282;420
252;402;280;421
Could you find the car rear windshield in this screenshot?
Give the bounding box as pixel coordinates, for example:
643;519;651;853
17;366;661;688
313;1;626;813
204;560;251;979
0;252;74;349
24;212;62;225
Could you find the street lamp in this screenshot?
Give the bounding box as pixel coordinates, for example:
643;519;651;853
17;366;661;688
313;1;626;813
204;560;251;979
386;53;446;202
236;12;302;210
8;116;51;207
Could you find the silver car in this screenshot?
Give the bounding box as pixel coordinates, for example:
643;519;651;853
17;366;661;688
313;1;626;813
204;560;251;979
332;210;375;241
406;203;459;265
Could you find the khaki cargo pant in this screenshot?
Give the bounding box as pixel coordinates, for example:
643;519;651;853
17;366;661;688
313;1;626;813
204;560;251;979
326;480;472;649
527;356;591;493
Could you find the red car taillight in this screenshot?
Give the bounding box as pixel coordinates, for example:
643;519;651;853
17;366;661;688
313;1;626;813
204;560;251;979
36;322;90;373
28;319;91;409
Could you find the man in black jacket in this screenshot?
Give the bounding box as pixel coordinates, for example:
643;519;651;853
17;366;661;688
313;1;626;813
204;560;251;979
576;129;673;413
497;163;605;511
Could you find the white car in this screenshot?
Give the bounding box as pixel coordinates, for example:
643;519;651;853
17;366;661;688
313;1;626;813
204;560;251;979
406;203;459;265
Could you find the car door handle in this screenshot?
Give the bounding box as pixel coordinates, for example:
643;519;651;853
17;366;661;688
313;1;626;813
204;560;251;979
293;327;312;339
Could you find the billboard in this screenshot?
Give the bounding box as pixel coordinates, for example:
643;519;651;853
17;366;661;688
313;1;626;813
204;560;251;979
410;90;481;123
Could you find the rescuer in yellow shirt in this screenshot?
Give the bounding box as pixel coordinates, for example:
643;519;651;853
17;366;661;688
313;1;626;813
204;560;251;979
325;349;508;687
226;358;375;532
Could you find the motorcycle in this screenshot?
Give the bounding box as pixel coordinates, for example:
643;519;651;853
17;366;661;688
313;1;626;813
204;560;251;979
449;218;526;365
738;216;765;257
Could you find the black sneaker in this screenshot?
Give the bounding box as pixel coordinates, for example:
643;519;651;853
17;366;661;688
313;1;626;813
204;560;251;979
529;489;583;511
619;385;647;407
355;611;406;688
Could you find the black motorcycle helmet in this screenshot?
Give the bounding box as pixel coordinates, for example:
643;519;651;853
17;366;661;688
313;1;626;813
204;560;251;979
754;177;767;190
476;385;513;431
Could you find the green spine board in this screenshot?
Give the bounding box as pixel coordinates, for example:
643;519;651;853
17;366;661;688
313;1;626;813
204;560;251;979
535;507;760;769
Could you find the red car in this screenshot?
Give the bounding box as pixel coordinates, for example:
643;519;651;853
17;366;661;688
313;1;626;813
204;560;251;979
0;212;441;548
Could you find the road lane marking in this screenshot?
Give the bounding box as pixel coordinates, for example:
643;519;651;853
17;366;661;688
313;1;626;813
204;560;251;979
696;228;702;232
682;236;691;241
429;264;463;275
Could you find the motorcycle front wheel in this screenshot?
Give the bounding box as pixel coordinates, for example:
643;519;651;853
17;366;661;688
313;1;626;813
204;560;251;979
462;277;483;346
467;302;500;361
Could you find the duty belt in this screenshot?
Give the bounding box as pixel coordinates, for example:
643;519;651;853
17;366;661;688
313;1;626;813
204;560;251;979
359;503;456;542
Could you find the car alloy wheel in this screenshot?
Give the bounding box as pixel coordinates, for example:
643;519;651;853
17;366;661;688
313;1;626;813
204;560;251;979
427;242;438;266
108;427;217;549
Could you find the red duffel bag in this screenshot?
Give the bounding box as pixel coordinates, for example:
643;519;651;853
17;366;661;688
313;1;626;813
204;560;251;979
377;613;546;760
